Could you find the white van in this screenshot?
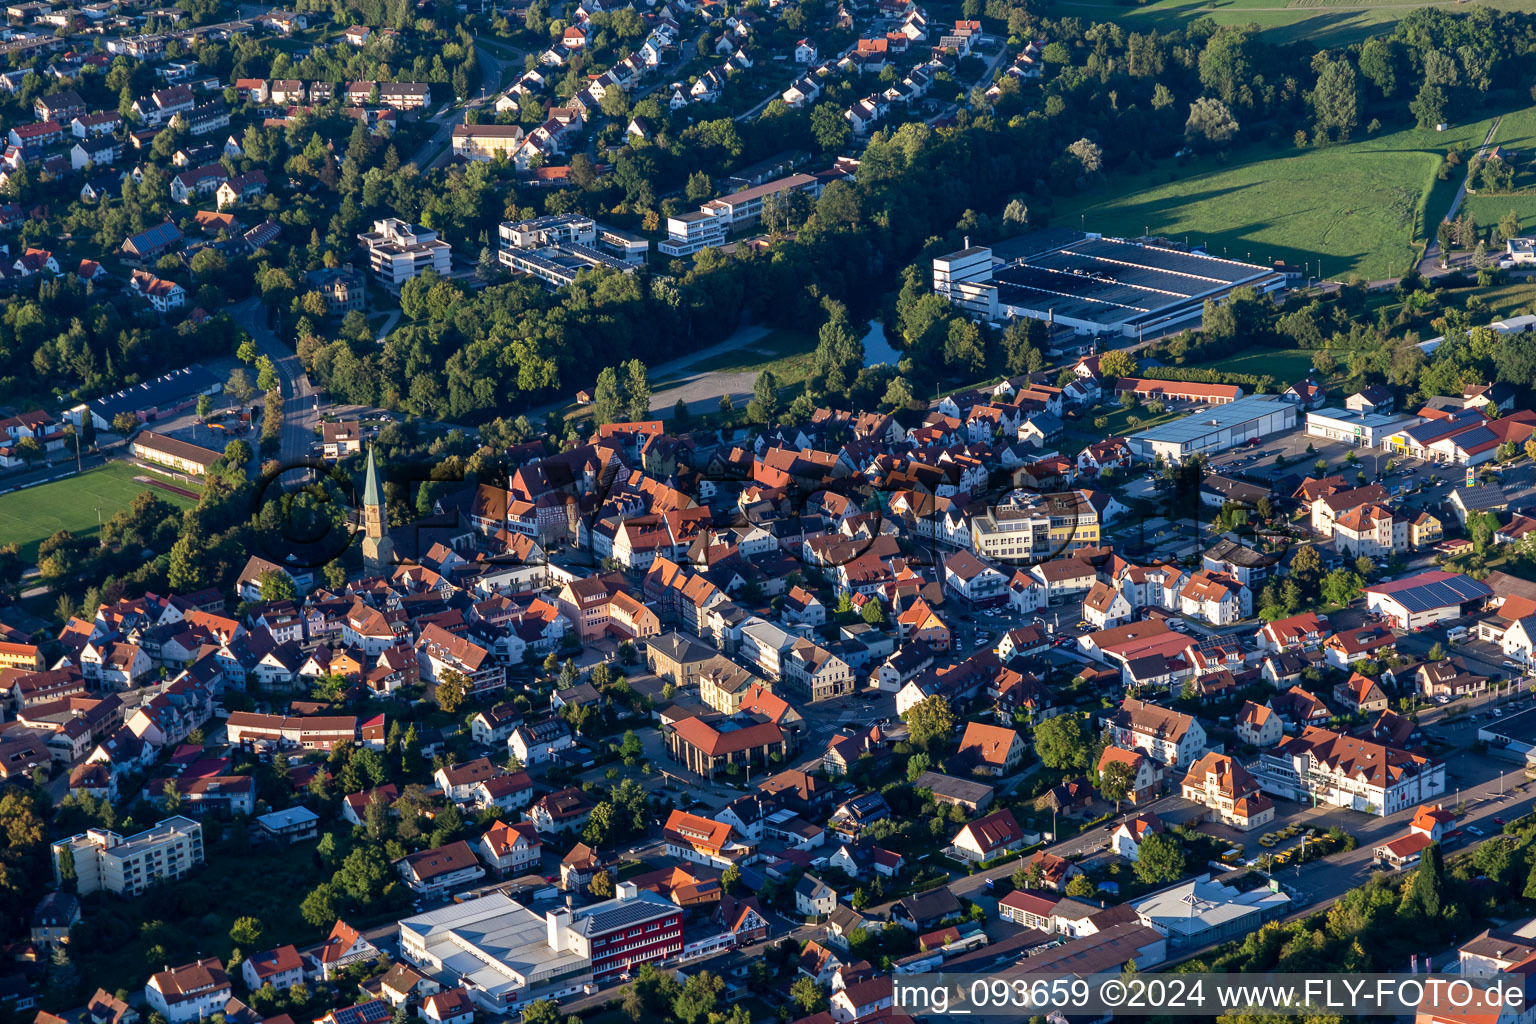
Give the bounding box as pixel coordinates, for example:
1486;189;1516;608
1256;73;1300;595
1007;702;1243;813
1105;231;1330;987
1447;625;1469;644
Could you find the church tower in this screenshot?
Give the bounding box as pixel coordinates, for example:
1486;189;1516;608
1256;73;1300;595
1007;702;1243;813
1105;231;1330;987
361;445;394;575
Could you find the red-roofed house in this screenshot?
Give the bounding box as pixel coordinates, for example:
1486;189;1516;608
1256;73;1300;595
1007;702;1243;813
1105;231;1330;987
1110;812;1164;861
948;808;1028;862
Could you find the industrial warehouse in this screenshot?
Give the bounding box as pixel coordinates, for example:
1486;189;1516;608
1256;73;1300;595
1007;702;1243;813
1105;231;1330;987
933;231;1288;337
1126;395;1299;462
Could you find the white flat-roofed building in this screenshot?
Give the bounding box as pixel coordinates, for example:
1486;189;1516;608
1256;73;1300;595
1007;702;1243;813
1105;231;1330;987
933;244;994;318
933;231;1286;337
1126;395;1298;463
398;885;683;1012
658;211;726;257
398;894;592;1013
499;214;596;250
598;225;649;264
700;173;819;230
1306;408;1422;449
1131;873;1290;949
358;218;452;291
51;815;204;896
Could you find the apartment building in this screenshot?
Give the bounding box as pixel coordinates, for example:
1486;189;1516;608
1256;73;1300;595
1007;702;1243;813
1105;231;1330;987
451;123;525;161
51;816;204;896
357;218;452;291
1110;698;1207;768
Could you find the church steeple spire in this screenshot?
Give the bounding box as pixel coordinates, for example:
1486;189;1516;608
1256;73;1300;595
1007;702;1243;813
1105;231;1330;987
363;444;382;510
360;444;393;573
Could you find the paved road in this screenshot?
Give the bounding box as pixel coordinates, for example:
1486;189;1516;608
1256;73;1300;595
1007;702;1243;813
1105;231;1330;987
234;298;319;474
407;37;526;169
1419;115;1502;277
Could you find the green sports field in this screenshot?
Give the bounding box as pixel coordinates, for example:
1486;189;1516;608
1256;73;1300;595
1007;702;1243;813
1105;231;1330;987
0;461;199;563
1052;115;1509;282
1048;0;1536;46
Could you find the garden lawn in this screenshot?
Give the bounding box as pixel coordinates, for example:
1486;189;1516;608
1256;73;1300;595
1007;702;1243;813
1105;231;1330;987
1198;346;1318;381
1063;403;1183;452
0;461;199;563
1046;0;1536;46
1052;116;1508;283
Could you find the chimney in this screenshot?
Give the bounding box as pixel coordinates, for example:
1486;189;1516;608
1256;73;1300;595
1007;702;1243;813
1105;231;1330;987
616;881;639;901
546;907;570;951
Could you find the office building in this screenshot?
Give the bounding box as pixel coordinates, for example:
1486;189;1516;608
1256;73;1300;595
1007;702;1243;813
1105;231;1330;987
357;218;452;291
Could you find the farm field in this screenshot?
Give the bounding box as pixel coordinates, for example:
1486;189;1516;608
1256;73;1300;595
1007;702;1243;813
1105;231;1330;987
0;461;199;562
1052;116;1506;282
1047;0;1536;46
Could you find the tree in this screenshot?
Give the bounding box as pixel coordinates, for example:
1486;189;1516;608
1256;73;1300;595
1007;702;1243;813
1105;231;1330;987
229;916;264;947
1002;199;1028;229
812;305;864;395
1066;137;1102;175
1406;843;1445;918
905;752;932;783
227;368;255;408
300;883;341;927
589;869;614;897
1034;714;1094;771
684;170;713;203
809;102;850;152
1359;37;1398;97
521;1001;561;1024
259;570;297;602
1098;758;1134;809
1133;833;1185;885
592;366;625;425
196;394;213;421
433;669;469;712
334;845;391;904
790;978;827;1014
1311;59;1359;140
1321;569;1363;607
112;412;139;436
1410;83;1448;128
583;801;617;846
882;376;916;411
1060;874;1097;899
1185;97;1239;146
623;359;652;421
1098;349;1137;379
860;600;886;625
905;695;957;751
751;370;780;424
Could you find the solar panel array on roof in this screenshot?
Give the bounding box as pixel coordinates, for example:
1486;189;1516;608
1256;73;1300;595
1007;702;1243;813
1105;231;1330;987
1067;237;1261;284
989;235;1276;330
570;890;676;936
1448;425;1498;450
1370;572;1492;612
